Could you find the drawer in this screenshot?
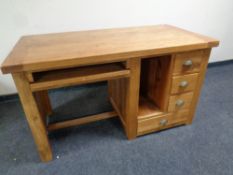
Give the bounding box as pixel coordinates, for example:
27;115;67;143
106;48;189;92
173;109;190;120
138;113;187;135
173;50;204;75
168;92;193;112
171;73;199;94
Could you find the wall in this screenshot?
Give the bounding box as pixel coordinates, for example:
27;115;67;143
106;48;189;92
0;0;233;95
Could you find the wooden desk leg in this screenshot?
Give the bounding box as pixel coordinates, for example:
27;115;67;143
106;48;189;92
12;73;53;162
125;58;141;140
34;91;53;124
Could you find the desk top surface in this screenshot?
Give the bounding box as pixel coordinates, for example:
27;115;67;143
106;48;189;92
1;25;219;74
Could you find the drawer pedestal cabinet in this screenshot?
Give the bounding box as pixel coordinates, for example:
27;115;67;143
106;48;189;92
1;25;219;162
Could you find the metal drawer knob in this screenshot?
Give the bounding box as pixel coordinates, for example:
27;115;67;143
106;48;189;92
176;99;184;107
180;81;188;87
183;60;193;66
160;119;168;126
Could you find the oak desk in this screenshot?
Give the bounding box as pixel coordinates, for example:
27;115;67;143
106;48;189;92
1;25;219;162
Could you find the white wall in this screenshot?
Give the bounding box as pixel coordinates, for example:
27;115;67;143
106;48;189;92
0;0;233;95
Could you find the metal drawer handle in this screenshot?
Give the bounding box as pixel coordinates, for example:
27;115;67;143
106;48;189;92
183;60;193;66
160;119;168;126
176;99;184;107
180;81;189;87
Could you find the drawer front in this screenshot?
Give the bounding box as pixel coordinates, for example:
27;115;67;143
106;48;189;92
168;92;193;112
171;73;199;94
173;50;204;74
138;113;187;134
173;109;190;119
138;114;172;134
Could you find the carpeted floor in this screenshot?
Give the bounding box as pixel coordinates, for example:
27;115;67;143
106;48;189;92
0;62;233;175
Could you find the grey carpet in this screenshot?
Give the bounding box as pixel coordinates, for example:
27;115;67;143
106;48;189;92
0;63;233;175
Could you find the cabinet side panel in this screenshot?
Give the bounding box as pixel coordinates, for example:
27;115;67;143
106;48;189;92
108;79;127;126
187;49;211;124
140;56;172;111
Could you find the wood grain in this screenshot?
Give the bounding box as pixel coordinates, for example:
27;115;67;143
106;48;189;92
2;26;218;161
173;50;204;75
25;72;34;82
34;90;52;119
12;73;52;162
1;25;219;74
48;111;117;131
140;56;171;111
171;73;199;94
124;58;141;139
108;78;127;129
168;92;194;112
109;97;126;127
30;63;130;91
186;49;211;124
138;112;187;135
138;96;163;120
